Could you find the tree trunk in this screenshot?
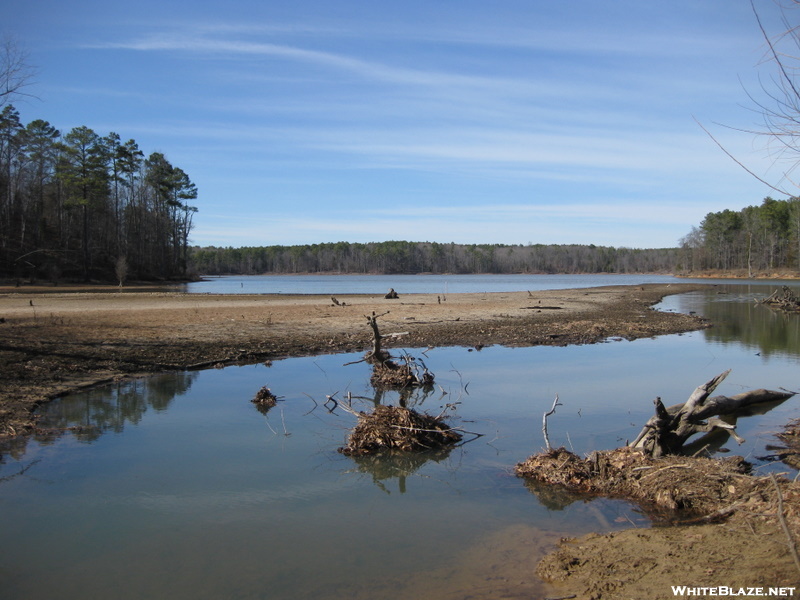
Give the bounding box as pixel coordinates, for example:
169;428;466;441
630;370;795;457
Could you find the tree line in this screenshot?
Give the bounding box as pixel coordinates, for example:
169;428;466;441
190;241;679;276
680;197;800;275
0;105;198;282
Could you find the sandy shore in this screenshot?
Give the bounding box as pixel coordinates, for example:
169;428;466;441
0;282;708;436
3;281;800;597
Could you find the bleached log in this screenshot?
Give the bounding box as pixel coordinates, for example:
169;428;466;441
631;370;795;457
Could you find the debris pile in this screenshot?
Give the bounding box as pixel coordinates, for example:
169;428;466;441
251;386;277;411
338;404;462;456
515;446;795;521
370;354;434;389
760;285;800;312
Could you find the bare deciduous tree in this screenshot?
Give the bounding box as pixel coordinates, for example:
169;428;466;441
702;2;800;196
0;35;36;107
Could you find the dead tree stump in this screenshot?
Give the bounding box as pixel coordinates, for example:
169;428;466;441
362;311;434;390
630;370;795;457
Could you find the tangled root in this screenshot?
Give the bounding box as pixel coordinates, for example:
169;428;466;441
516;447;760;519
339;405;461;456
251;386;277;411
370;356;434;389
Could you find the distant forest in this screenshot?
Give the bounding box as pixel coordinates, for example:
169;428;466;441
192;196;800;278
682;197;800;274
5;97;799;282
189;242;680;275
0;105;198;282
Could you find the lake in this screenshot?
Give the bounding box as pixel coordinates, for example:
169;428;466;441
1;282;799;599
174;272;786;295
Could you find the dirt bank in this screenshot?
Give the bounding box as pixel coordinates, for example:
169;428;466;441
0;283;708;438
14;281;786;599
519;448;800;599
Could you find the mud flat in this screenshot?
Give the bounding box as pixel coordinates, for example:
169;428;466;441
0;282;709;436
13;282;797;598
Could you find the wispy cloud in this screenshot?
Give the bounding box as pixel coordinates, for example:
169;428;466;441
90;34;508;89
29;1;775;248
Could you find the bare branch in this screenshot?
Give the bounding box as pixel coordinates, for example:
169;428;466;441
542;394;562;451
0;35;37;106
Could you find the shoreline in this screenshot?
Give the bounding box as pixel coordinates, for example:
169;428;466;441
0;283;709;438
3;281;799;596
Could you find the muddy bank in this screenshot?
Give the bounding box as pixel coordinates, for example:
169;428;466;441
3;281;799;597
518;447;800;598
0;283;708;438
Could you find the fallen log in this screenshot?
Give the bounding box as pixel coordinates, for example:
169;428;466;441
630;369;796;457
759;285;800;312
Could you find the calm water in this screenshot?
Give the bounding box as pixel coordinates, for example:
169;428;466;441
1;283;799;599
174;272;779;295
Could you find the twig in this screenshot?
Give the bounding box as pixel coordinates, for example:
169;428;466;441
324;393;339;413
302;393;319;416
640;464;692;480
543;394;562;451
343;357;368;366
770;473;800;575
389;424;463;434
279;406;290;436
0;459;40;483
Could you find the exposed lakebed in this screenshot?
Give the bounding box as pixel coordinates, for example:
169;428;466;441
1;284;799;599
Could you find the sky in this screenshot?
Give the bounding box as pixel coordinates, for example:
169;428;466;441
4;0;796;249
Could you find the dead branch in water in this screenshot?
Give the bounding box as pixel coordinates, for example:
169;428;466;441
760;286;800;312
360;311;435;391
542;394;562;451
630;370;795;458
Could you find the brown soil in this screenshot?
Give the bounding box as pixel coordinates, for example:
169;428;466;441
0;282;708;438
518;447;800;598
9;281;797;598
776;419;800;470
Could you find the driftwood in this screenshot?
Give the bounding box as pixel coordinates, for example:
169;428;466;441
542;394;562;451
760;286;800;312
365;311;391;362
358;311;434;390
630;370;796;457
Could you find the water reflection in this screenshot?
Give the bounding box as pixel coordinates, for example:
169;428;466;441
3;291;800;599
346;447;455;494
663;284;800;359
520;476;589;511
35;371;199;441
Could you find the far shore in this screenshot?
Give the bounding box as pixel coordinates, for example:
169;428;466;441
1;267;798;295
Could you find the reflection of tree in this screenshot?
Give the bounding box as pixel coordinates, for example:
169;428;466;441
363;383;438;410
520;476;587;511
696;290;800;358
34;371;199;444
347;447;454;494
681;398;793;457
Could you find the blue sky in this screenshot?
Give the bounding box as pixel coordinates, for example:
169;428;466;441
5;0;793;248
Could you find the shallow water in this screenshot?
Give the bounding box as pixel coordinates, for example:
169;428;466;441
1;285;799;599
